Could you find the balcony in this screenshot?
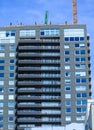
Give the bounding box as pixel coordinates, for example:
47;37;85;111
17;88;42;93
18;60;60;65
18;46;60;51
17;118;61;123
17;96;61;101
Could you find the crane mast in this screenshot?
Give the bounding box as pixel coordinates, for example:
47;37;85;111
72;0;78;24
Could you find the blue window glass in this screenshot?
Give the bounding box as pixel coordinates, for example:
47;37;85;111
0;117;3;121
75;44;79;47
8;102;14;107
0;102;4;107
41;32;44;35
11;32;15;36
82;93;87;97
8;117;14;121
10;45;15;50
81;58;85;62
77;108;81;113
77;100;81;105
66;86;71;90
0;60;4;64
8;88;14;92
10;66;14;70
77;93;81;98
0;66;4;70
65;72;71;77
75;58;80;61
76;78;80;83
70;37;74;41
0;124;3;128
10;73;14;78
81;50;85;54
82;107;86;112
80;37;84;41
75;37;79;41
10;59;14;63
0;73;4;78
65;51;70;55
66;108;71;113
65;37;69;41
0;88;3;92
75;50;79;55
66;100;71;106
81;78;86;83
65;58;70;62
82;100;87;105
0;45;5;50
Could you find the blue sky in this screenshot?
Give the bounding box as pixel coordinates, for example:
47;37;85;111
0;0;94;97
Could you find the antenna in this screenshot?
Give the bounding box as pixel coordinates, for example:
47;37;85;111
44;11;48;24
72;0;78;24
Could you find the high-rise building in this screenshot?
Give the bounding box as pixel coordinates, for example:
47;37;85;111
0;24;91;130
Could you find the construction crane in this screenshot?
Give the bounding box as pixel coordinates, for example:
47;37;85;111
44;11;48;24
72;0;78;24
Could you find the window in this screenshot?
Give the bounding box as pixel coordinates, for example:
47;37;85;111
65;58;70;62
10;59;14;63
64;44;69;49
0;117;3;122
0;81;4;85
75;58;86;62
0;53;5;57
0;110;3;115
65;116;71;121
0;73;4;78
10;73;14;78
65;79;71;84
65;94;71;99
76;93;87;98
0;66;4;70
8;117;14;122
76;78;87;83
8;88;14;93
9;95;14;100
76;115;85;121
8;102;14;107
0;124;3;129
0;88;4;93
75;64;86;69
65;86;71;91
0;60;4;64
65;51;70;55
65;100;71;106
65;65;70;70
40;29;60;36
66;108;71;113
9;81;14;85
77;107;86;113
75;43;85;48
10;45;15;50
8;124;14;129
76;100;87;105
0;102;4;107
76;86;86;91
9;53;15;57
8;110;14;115
75;72;86;76
65;72;71;77
0;96;4;100
10;66;14;71
20;30;36;37
0;45;5;50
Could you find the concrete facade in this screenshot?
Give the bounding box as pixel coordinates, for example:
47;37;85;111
0;24;91;130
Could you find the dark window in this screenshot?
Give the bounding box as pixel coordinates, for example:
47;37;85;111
70;37;74;41
65;37;69;41
10;59;14;63
80;37;84;41
41;32;44;35
75;37;79;41
0;60;4;64
0;73;4;78
0;66;4;70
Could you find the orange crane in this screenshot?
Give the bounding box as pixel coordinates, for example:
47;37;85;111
72;0;78;24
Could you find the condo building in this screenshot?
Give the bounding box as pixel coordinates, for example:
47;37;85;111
0;24;91;130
